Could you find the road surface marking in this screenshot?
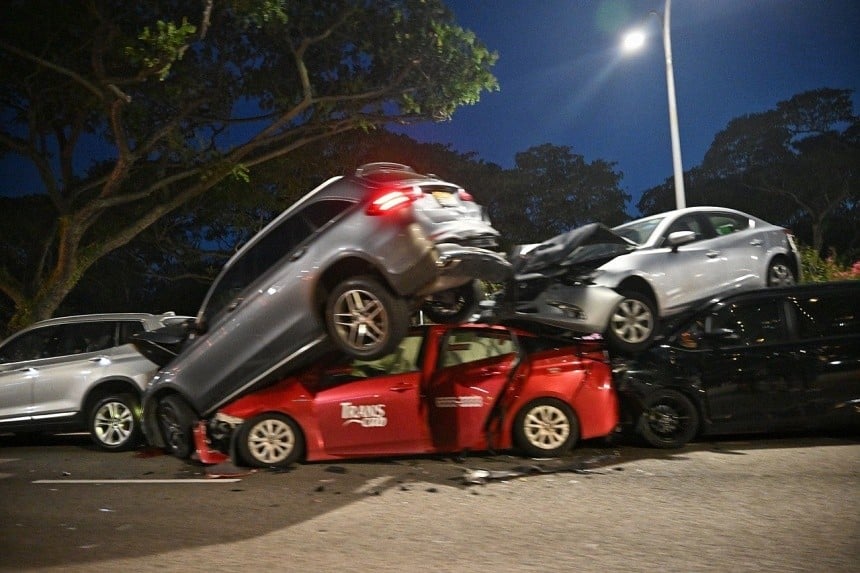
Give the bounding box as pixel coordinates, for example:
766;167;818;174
33;478;242;484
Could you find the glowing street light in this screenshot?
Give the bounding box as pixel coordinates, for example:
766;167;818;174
622;0;686;209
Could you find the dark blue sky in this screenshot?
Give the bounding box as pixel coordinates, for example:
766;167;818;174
396;0;860;208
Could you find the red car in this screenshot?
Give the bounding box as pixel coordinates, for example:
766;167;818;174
194;324;619;468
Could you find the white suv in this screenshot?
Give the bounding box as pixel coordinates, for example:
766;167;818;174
0;312;190;450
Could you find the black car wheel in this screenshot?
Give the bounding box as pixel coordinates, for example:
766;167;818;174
325;275;409;360
637;389;699;448
513;398;579;458
767;257;796;286
421;280;483;324
607;291;657;354
156;394;197;459
236;413;304;468
89;393;141;451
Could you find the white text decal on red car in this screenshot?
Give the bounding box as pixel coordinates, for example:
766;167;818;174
340;402;387;427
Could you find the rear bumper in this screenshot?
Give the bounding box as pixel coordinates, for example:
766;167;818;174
415;243;512;295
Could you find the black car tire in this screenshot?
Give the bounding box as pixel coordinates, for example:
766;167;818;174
607;291;658;354
421;280;484;324
766;257;796;286
325;275;409;360
156;394;197;459
236;413;304;468
88;393;141;452
637;389;699;448
513;398;579;458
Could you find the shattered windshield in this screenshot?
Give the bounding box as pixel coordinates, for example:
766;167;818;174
613;216;665;246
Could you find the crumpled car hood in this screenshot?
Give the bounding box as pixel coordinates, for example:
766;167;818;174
510;222;635;275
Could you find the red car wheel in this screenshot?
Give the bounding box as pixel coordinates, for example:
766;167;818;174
513;398;579;458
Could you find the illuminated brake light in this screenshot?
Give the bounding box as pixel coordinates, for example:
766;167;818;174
367;190;415;215
457;188;474;201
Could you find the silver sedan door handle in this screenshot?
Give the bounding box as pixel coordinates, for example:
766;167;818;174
750;239;763;246
706;250;720;258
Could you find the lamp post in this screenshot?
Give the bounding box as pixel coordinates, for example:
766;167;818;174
623;0;686;209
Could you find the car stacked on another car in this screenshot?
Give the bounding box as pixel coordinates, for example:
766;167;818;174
190;323;620;467
135;163;511;458
0;312;191;451
486;206;801;354
616;281;860;448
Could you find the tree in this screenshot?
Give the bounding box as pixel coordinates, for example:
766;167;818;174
489;144;630;244
698;88;859;252
0;0;498;332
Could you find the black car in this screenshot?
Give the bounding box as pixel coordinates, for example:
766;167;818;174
615;281;860;448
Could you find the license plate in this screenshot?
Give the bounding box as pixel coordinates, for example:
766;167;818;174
432;191;457;207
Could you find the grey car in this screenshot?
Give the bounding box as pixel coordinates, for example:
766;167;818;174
488;206;801;354
136;163;511;458
0;312;190;450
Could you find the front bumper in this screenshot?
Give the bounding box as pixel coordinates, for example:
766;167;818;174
485;282;624;336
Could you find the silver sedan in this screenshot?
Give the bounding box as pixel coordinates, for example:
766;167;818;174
491;206;801;354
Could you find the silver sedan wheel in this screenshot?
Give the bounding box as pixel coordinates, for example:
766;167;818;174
246;417;297;466
768;261;796;286
331;288;389;353
610;297;654;344
521;403;571;451
92;400;135;447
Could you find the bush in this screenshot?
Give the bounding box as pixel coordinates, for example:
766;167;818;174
799;245;860;283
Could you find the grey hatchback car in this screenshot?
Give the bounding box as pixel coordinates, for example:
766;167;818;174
136;163;511;457
0;312;190;450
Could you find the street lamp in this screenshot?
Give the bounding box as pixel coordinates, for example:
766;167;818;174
623;0;686;209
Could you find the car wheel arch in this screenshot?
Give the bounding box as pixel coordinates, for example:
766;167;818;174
82;378;142;419
615;276;658;311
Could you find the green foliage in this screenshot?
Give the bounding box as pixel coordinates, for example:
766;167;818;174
0;0;500;329
489;144;630;244
799;244;860;283
124;18;197;80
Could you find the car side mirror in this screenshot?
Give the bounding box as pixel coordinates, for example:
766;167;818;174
666;230;696;250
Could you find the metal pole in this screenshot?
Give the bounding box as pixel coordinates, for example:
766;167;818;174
662;0;686;209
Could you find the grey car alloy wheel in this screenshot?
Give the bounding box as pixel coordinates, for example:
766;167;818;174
326;276;408;360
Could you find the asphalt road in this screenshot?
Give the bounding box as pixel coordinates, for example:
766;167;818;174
1;431;857;573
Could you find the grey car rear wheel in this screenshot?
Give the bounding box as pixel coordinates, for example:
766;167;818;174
421;280;483;324
325;275;409;360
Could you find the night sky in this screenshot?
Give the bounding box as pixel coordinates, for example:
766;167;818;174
1;1;857;212
396;0;860;210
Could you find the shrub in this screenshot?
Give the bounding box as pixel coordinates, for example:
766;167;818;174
799;245;860;283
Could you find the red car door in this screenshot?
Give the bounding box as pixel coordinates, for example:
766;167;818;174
312;370;428;456
426;328;517;451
